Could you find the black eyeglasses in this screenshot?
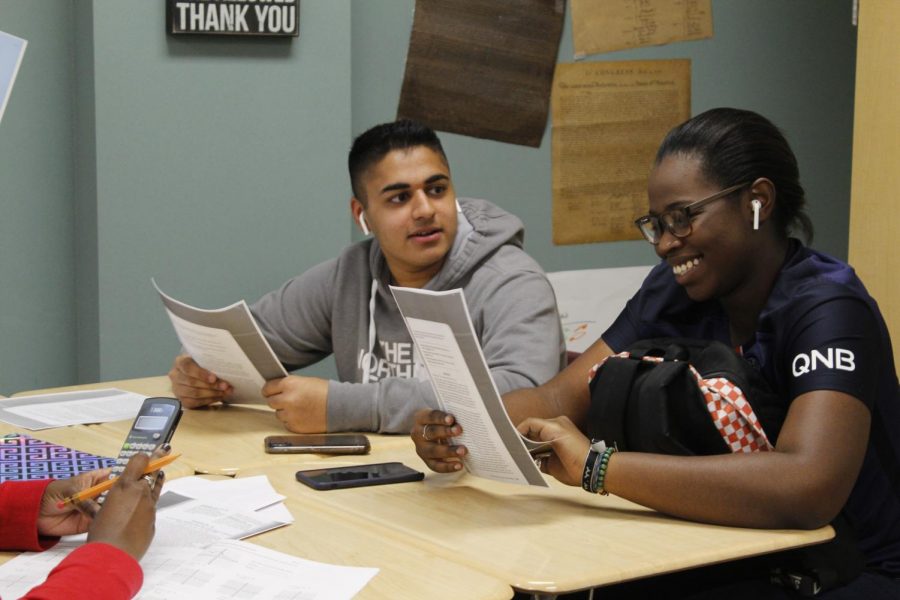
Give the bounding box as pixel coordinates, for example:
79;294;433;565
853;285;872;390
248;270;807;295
634;182;750;245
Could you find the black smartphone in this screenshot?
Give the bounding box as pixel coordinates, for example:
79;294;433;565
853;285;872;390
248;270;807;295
295;462;424;491
109;396;182;479
264;434;370;455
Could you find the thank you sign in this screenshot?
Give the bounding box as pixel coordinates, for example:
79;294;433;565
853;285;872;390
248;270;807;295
168;0;300;37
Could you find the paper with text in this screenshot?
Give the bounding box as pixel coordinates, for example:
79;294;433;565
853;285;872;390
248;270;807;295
0;389;146;430
391;287;547;487
0;539;376;600
551;59;690;244
154;280;288;404
571;0;713;57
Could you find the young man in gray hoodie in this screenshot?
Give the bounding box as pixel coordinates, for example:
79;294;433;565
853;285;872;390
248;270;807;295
168;119;565;433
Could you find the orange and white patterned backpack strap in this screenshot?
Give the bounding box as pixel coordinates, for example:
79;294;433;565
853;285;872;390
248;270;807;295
686;365;774;452
587;351;632;383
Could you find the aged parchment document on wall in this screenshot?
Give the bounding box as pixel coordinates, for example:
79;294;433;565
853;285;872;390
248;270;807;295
397;0;565;147
571;0;712;57
552;59;690;245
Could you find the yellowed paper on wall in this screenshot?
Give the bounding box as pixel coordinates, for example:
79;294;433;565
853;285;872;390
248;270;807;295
571;0;712;57
552;59;690;245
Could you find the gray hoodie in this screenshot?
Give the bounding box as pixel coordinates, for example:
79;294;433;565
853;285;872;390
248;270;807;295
251;198;565;433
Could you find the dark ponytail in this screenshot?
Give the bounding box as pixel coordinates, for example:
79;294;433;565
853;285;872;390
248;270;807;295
656;108;813;243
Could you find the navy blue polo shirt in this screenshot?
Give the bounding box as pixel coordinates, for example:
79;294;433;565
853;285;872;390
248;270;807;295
604;239;900;575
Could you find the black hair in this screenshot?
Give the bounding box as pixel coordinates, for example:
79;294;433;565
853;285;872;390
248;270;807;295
655;107;814;243
348;119;448;204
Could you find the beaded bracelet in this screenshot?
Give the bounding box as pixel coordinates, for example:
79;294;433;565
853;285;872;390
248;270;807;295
581;439;607;492
591;447;617;496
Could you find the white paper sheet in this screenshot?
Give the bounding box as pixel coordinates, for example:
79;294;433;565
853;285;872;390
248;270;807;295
154;498;291;544
0;389;147;430
0;30;27;125
548;266;653;354
0;540;377;600
163;475;286;511
154;280;288;404
391;287;547;487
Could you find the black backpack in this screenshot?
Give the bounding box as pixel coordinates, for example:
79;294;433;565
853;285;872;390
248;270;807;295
585;338;785;455
586;338;867;595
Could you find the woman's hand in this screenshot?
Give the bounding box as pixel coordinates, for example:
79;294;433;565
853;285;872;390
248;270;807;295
38;469;111;537
87;452;164;561
517;416;591;487
411;409;467;473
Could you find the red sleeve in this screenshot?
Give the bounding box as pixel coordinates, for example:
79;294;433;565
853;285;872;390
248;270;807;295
18;543;143;600
0;481;56;551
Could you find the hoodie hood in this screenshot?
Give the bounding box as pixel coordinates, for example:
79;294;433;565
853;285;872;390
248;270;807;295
367;197;525;293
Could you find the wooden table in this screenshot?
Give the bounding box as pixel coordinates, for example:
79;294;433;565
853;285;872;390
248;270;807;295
253;447;834;596
1;378;512;600
4;378;834;598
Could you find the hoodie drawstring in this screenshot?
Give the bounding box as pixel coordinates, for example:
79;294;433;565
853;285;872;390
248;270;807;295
362;278;378;384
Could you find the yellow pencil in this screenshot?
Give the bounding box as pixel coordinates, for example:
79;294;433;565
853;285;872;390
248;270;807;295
55;452;181;509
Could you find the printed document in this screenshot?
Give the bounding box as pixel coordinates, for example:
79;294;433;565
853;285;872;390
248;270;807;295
0;540;376;600
0;389;146;430
0;475;349;600
154;280;288;404
391;286;547;487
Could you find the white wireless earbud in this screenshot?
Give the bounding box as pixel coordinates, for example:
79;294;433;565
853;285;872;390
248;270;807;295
751;199;762;231
455;198;462;213
359;212;371;236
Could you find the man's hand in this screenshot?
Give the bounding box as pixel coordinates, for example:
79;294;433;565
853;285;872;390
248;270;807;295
168;354;233;408
264;375;328;433
411;409;467;473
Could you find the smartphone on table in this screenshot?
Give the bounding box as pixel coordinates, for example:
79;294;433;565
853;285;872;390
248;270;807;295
108;396;182;481
295;462;424;491
264;434;370;455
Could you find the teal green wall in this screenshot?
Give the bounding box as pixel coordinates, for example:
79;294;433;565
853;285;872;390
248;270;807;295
0;0;856;394
0;1;77;392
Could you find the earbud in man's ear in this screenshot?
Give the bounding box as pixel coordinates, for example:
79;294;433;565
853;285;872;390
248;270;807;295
359;212;371;236
751;199;762;231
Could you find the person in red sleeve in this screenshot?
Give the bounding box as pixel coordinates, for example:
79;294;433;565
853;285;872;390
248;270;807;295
0;452;164;600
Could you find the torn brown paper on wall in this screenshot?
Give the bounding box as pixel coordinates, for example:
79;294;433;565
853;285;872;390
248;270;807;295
398;0;565;148
552;59;690;245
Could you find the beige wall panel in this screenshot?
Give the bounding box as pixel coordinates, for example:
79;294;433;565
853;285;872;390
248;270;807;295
849;0;900;367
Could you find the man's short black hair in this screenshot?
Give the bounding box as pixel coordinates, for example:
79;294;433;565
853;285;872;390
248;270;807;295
348;119;449;204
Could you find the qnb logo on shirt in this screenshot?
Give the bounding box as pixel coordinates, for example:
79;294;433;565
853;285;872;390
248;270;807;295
791;348;856;377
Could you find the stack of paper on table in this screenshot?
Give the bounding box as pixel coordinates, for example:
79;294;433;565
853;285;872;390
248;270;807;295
0;475;378;599
0;389;147;430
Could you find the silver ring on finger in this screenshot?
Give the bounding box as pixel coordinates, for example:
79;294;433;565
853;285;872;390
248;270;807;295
422;424;433;442
142;474;156;490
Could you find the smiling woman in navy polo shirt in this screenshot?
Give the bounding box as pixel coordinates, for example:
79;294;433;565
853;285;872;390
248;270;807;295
414;108;900;598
